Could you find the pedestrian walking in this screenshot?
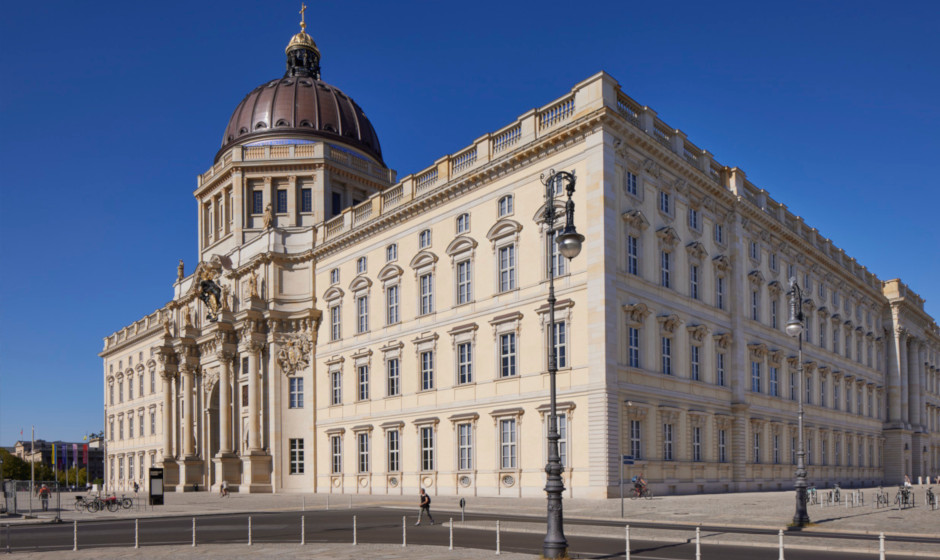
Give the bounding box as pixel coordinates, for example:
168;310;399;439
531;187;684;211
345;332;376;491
38;484;50;511
220;480;228;497
415;488;434;526
133;481;139;494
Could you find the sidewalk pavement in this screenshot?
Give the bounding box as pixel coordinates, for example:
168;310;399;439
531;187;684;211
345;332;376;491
4;485;939;557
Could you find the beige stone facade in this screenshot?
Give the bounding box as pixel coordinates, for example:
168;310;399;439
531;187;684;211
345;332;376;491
100;33;940;497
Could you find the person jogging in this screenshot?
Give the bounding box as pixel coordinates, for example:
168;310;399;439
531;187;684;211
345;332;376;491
415;488;435;525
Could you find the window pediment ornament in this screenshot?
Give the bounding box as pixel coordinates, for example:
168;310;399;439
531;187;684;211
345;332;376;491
712;255;731;272
623;302;652;325
658;406;681;423
348;275;372;293
409;250;438;271
643;157;663;178
621;209;650;231
830;313;841;323
323;286;345;302
818;365;830;378
625;404;648;421
713;332;733;350
770;349;785;364
768;280;783;297
747;343;769;358
486;218;523;246
714;414;734;429
687;324;710;343
803;361;817;374
685;241;708;262
445;236;478;256
801;298;816;313
747;270;765;286
377;264;403;282
655;226;680;249
657;314;683;334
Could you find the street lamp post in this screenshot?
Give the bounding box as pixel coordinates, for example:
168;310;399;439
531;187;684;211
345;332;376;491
786;277;810;528
540;169;584;559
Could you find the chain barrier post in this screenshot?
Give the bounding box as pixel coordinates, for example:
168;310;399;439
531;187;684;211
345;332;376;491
248;516;252;546
496;520;500;556
192;517;196;547
879;532;885;560
449;518;453;551
353;515;357;545
72;520;77;551
402;516;406;547
301;515;305;545
695;526;701;560
135;518;139;549
625;525;630;560
778;528;784;560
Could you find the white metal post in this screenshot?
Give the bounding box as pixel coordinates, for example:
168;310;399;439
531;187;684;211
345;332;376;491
72;520;77;551
353;515;357;545
192;517;196;547
402;516;407;547
449;517;453;551
695;526;701;560
301;515;305;545
778;528;784;560
496;520;501;555
625;525;630;560
248;516;252;546
879;532;885;560
135;518;139;549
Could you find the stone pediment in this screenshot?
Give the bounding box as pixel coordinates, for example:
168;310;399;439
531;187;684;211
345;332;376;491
486;218;523;242
348;275;372;293
656;226;680;249
446;236;478;256
323;286;345;302
621;209;650;231
377;264;403;282
409;250;439;270
685;241;708;261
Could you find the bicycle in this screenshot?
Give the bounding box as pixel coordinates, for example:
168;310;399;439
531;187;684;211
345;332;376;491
832;484;841;504
120;495;133;509
630;485;653;500
874;487;889;508
926;487;936;509
895;486;914;509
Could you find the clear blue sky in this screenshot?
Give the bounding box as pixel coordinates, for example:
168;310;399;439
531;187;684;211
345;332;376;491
1;1;938;446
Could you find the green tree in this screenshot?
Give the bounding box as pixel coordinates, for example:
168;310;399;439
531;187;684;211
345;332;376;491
0;448;30;480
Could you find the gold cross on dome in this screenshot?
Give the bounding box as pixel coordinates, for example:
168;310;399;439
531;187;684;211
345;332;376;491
299;3;307;32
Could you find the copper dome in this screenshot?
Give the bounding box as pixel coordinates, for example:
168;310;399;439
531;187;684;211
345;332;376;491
216;29;384;165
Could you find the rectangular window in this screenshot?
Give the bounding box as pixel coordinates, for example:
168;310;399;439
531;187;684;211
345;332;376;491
458;423;473;470
331;192;342;216
770;253;777;271
846;384;852;412
301;188;312;213
663;423;674;461
716;276;725;309
791;437;796;465
356;257;367;274
500;419;517;469
128;456;134;479
833;382;840;410
558;413;568;468
628;327;640;368
457;342;473;384
356;295;369;333
109;384;114;405
357;433;370;473
456;260;472;304
419;273;434;315
751;361;761;393
128;377;133;401
150;370;155;394
420;426;434;471
499;333;516;378
630;419;642;460
689;265;699;299
790;371;797;400
690;345;700;381
806;375;812;405
252;191;263;214
688;207;700;231
290;438;304;474
750;241;759;261
820;319;826;347
498;245;516;292
128;416;134;439
119;381;123;403
751;290;760;321
387;430;400;472
330;305;341;341
419;229;431;248
456;213;470;233
771;300;778;329
660;251;670;288
857;388;863;415
553;321;568;368
386;358;400;397
753;432;761;463
625;171;637;196
330;268;340;284
137;413;144;436
717;353;725;386
718;429;728;463
769;366;779;397
626;235;638;275
330;371;342;405
276;189;287;213
661;337;672;375
834;440;840;466
551;230;568;276
498;195;513;217
714;223;724;244
386;243;397;262
386;285;400;325
833;327;839;353
357;365;369;401
150;411;156;435
659;191;670;214
773;434;780;464
820;378;826;408
119;418;124;439
289;377;303;408
330;436;342;474
420;351;434;391
692;426;702;462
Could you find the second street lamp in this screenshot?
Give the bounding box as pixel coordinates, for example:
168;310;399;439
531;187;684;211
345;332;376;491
540;169;583;559
786;277;811;528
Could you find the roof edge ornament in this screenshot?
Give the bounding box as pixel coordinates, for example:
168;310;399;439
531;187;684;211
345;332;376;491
285;3;321;78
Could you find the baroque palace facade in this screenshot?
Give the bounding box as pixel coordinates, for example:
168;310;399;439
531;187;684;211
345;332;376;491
100;23;940;497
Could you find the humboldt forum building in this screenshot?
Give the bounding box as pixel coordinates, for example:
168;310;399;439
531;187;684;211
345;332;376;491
100;23;940;497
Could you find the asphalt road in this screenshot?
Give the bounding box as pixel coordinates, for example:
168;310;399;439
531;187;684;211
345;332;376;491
1;508;933;559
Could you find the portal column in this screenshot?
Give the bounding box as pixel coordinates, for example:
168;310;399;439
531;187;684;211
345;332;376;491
218;350;234;454
239;327;272;493
181;363;196;458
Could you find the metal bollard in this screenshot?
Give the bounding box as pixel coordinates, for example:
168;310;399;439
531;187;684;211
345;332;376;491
248;516;252;546
879;532;885;560
778;528;784;560
449;518;453;551
192;517;196;547
135;518;139;549
695;526;701;560
353;515;357;545
402;516;407;547
73;520;77;551
625;525;630;560
301;515;305;545
496;520;501;555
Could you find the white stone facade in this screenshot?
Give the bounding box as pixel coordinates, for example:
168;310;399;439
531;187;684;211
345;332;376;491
100;37;940;497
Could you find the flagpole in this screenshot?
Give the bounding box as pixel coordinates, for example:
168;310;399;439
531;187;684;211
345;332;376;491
30;426;34;516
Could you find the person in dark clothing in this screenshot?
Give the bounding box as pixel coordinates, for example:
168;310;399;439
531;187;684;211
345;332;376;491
415;488;434;525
